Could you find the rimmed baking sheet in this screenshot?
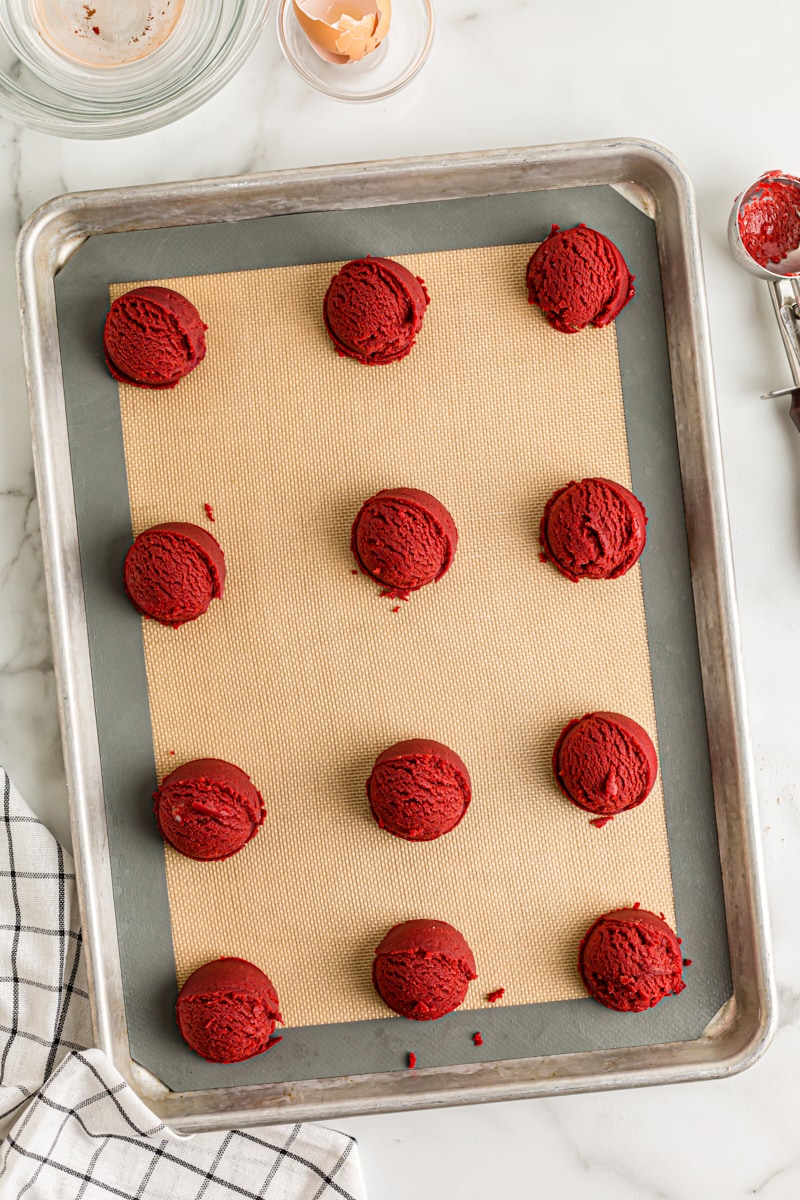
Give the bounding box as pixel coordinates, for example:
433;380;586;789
53;184;731;1093
18;142;774;1127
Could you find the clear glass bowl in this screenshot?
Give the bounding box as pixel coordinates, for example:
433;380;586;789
277;0;433;103
0;0;272;138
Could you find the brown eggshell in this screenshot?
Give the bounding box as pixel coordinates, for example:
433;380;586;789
292;0;391;63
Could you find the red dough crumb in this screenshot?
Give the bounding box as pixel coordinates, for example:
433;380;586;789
367;739;472;841
123;522;225;628
408;1051;417;1069
578;907;686;1013
540;477;647;582
103;286;207;389
553;712;658;817
526;224;635;333
204;502;215;522
373;919;477;1021
351;487;458;599
683;959;693;967
590;817;613;828
176;957;282;1063
154;758;265;861
391;606;400;614
323;256;430;365
472;1031;484;1046
486;988;505;1003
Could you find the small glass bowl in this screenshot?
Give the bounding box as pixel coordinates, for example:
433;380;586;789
277;0;433;103
0;0;272;138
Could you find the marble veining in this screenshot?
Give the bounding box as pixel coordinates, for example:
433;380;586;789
0;0;798;1195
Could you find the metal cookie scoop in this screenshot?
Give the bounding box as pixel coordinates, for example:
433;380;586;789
728;172;800;430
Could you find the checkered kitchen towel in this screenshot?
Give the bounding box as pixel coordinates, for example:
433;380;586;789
0;769;367;1199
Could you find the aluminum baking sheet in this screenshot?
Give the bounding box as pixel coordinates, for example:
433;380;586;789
16;141;775;1131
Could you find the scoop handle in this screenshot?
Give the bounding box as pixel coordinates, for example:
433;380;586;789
769;278;800;387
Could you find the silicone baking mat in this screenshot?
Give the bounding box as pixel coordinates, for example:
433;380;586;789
54;187;731;1092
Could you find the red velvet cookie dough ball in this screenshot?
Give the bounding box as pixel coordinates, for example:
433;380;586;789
553;712;657;818
103;286;207;388
368;739;472;841
578;907;685;1013
373;919;477;1020
540;477;647;581
323;256;430;365
154;758;265;862
351;487;458;599
176;957;283;1063
123;522;225;628
526;224;635;334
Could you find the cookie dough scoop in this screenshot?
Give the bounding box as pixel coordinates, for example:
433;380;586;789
367;738;472;840
351;487;457;599
176;958;283;1063
578;907;685;1012
154;758;265;861
553;712;657;818
540;477;646;581
526;223;635;333
323;256;429;365
123;522;225;628
373;919;477;1020
104;285;207;389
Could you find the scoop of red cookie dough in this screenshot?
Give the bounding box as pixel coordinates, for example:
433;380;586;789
578;907;685;1013
123;522;225;628
154;758;265;861
103;285;207;389
373;919;477;1020
176;957;283;1063
368;738;472;841
351;487;457;599
553;712;657;818
540;477;646;581
323;256;430;365
526;224;635;334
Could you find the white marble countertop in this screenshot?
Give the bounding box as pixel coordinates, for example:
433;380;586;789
3;0;799;1193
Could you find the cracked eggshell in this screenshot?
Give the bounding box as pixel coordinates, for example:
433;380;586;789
292;0;391;63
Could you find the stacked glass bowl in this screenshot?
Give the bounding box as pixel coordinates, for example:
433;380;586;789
0;0;272;137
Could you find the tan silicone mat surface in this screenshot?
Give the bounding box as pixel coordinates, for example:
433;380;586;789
112;242;676;1029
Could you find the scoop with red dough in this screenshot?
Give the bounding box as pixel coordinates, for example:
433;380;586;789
367;738;472;841
526;224;635;334
373;919;477;1020
540;477;647;581
123;522;225;628
737;171;800;268
104;286;207;388
154;758;265;861
176;957;283;1063
323;256;430;365
578;907;686;1012
553;712;657;819
351;487;457;599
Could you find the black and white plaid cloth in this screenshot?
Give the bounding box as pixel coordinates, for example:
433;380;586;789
0;769;367;1199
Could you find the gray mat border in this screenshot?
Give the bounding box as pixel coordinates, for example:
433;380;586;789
54;185;731;1093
